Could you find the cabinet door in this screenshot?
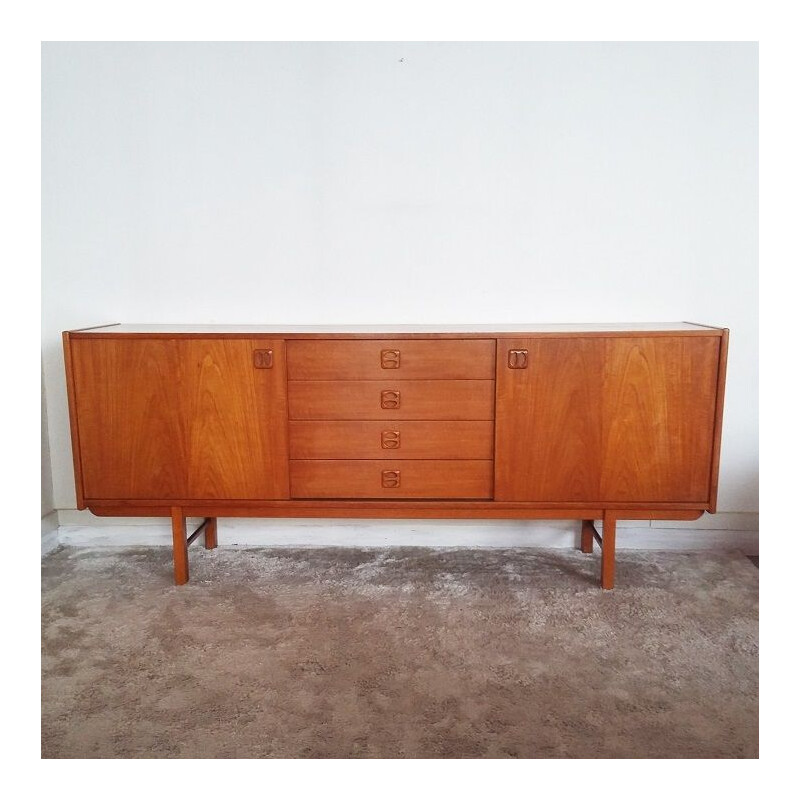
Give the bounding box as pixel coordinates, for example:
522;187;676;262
70;338;290;501
495;336;720;503
495;338;604;501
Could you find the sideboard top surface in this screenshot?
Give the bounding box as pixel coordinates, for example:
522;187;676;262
68;322;724;338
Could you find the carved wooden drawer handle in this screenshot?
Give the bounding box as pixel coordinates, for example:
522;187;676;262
508;349;528;369
253;349;274;368
381;390;401;409
382;469;401;488
381;349;400;369
381;430;401;449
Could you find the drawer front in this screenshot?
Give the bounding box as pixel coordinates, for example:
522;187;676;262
289;421;494;460
287;339;496;380
290;459;494;499
288;380;495;420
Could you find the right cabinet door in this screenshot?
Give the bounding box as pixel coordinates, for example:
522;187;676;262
494;336;721;503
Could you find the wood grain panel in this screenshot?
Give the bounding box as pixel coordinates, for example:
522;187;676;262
72;338;185;499
495;336;720;503
87;500;705;518
70;338;290;500
287;339;496;380
288;380;495;420
495;338;604;501
708;329;729;512
599;336;718;502
289;420;494;460
63;332;87;508
290;460;493;499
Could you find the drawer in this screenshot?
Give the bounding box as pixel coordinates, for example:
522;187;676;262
287;339;496;380
290;459;494;499
289;420;494;460
288;380;495;420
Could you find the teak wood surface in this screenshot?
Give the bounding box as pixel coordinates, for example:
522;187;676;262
68;337;290;500
290;459;494;499
289;420;495;460
287;379;496;421
86;500;705;520
63;324;728;589
494;336;720;504
287;339;496;380
708;329;729;513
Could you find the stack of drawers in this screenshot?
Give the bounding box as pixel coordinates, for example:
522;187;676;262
286;339;497;498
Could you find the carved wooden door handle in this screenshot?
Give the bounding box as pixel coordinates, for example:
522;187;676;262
382;470;401;488
253;349;274;368
508;349;528;369
381;390;401;409
381;349;400;369
381;430;401;449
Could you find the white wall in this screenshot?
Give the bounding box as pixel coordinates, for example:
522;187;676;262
41;363;59;554
42;42;758;519
41;364;54;518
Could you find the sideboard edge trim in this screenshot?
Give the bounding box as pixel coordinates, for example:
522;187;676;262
62;331;87;510
707;328;730;514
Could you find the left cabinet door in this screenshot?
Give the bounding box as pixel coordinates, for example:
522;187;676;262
68;337;290;501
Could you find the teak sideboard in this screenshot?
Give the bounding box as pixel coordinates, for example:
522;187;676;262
63;323;729;589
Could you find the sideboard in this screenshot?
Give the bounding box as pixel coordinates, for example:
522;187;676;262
62;323;728;589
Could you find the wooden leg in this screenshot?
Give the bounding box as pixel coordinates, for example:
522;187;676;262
204;517;218;550
171;506;189;585
580;519;594;553
601;510;617;590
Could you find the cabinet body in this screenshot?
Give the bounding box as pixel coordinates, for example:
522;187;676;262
63;323;728;586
